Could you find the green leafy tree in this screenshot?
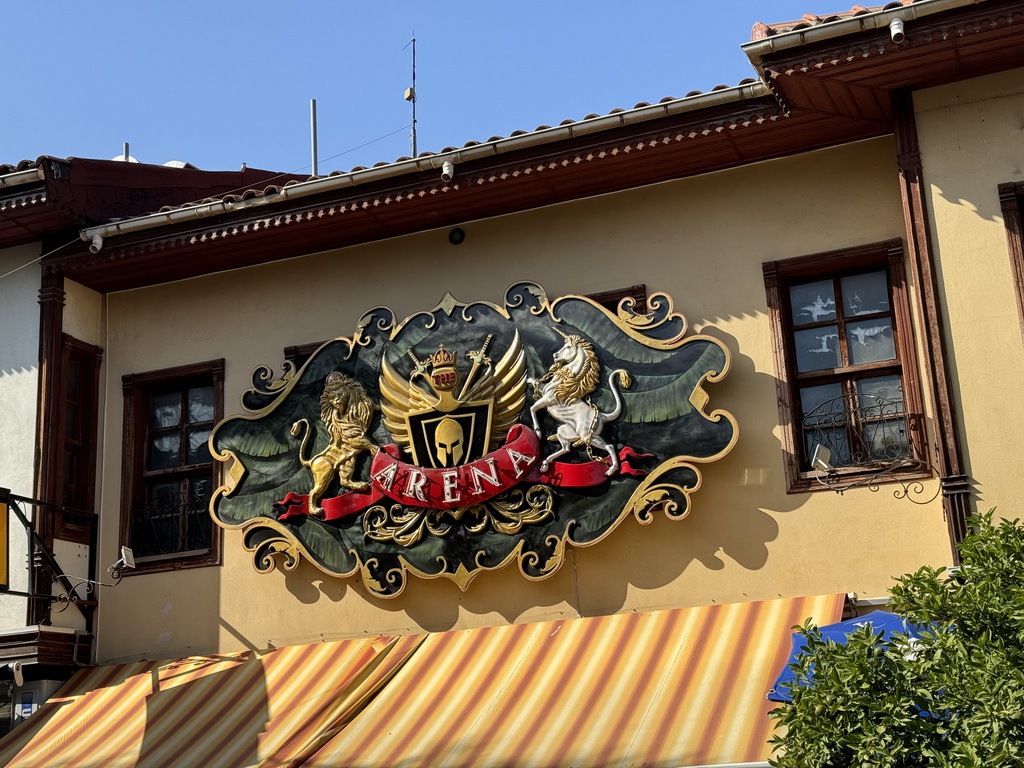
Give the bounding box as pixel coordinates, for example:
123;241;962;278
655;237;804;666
770;513;1024;767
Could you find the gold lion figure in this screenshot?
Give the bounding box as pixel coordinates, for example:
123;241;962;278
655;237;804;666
290;372;377;517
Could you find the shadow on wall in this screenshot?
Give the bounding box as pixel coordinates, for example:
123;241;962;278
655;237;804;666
915;178;1019;489
275;326;812;632
0;363;36;377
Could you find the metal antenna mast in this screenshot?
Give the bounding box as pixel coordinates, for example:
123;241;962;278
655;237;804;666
310;98;319;176
404;36;417;157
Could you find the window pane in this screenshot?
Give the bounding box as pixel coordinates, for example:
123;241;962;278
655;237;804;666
794;326;841;372
135;479;182;557
864;418;910;461
188;427;212;465
804;427;852;468
841;271;889;317
66;358;81;398
799;382;844;427
188;386;215;423
184;477;213;552
65;401;80;440
190;476;213;504
150;391;182;429
790;280;836;326
857;375;904;414
185;509;212;553
847;319;895;365
148;433;181;471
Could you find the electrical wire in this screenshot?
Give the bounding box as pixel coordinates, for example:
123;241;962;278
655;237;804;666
0;236;80;283
0;122;412;284
165;123;412;211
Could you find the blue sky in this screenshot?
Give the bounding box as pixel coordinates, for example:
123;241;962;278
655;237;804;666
3;1;826;174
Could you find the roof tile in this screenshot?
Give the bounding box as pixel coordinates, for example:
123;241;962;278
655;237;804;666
751;0;922;39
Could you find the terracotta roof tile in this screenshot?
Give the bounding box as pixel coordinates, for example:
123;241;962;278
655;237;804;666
0;156;50;174
751;0;923;40
304;79;764;178
8;74;768;221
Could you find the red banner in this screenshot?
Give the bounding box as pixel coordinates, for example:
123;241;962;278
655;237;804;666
275;486;387;522
368;424;540;508
526;446;654;485
274;427;653;521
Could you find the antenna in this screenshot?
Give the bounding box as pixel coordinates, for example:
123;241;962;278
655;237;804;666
310;99;319;176
404;36;417;157
112;142;138;163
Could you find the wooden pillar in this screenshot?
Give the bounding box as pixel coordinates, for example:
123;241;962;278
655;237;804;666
31;268;66;624
892;89;971;562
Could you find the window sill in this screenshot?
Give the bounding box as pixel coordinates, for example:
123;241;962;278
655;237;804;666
122;550;220;576
787;463;933;495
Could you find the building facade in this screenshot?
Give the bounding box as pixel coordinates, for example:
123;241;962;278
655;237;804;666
0;1;1022;764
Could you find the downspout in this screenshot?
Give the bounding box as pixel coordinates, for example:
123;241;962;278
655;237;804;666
80;82;770;251
892;89;971;561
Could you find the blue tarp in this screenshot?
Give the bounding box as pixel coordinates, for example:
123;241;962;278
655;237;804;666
767;610;928;703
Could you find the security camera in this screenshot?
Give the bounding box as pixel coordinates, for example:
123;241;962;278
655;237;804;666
441;160;455;183
889;17;905;44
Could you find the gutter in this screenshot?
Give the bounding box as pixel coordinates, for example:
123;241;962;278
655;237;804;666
742;0;983;71
79;81;771;253
0;167;45;189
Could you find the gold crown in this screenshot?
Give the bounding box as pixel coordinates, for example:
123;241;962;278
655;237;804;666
430;346;457;368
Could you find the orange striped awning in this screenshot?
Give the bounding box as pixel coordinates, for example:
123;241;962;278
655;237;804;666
0;594;842;768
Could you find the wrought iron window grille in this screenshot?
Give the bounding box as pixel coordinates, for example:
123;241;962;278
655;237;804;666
801;392;939;504
132;488;213;560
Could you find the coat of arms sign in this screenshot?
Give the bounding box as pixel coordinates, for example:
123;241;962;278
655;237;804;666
211;282;737;597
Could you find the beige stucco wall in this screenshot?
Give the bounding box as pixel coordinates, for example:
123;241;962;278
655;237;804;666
63;279;104;349
93;137;954;662
915;67;1024;516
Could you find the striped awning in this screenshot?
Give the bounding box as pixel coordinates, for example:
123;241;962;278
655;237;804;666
0;594;842;768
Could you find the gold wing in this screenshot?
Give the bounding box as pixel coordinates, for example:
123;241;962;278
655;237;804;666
462;330;528;449
378;356;438;449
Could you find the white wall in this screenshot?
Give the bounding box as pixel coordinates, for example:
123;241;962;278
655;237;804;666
0;244;41;629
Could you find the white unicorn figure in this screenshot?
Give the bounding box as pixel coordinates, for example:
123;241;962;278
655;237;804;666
529;329;632;476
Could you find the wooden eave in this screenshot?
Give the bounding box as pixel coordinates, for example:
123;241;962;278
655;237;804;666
0;183;79;249
45;96;896;293
758;0;1024;122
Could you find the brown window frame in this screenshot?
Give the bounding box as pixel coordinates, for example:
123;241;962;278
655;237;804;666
763;240;928;493
588;284;648;314
57;334;103;543
283;341;327;371
120;359;224;574
1000;181;1024;341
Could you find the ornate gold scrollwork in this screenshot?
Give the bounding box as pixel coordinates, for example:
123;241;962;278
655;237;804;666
463;484;554;535
362;504;454;547
247;533;303;574
362;484;555;547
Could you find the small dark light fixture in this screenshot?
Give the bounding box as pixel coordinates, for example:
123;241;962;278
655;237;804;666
448;227;466;245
